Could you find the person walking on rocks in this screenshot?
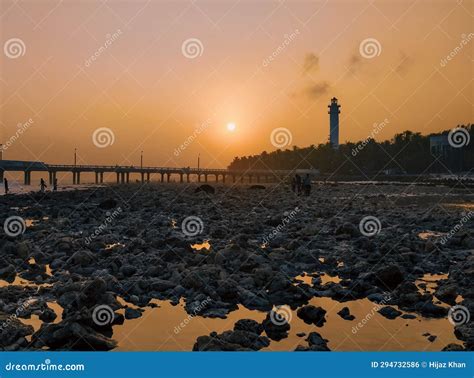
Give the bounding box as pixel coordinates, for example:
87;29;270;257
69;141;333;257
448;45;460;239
53;178;58;192
40;178;47;193
295;174;302;195
303;174;311;196
4;178;8;195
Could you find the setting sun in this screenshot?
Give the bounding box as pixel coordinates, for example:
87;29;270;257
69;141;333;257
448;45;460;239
227;122;236;132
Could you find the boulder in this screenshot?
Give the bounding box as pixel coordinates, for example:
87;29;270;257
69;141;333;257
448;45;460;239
297;305;327;327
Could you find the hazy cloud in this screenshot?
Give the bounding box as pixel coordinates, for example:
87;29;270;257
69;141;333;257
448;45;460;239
302;53;319;74
303;81;330;99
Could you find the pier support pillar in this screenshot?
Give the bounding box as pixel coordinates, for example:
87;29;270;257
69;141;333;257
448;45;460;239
204;174;208;183
166;173;170;183
147;172;150;182
141;173;145;183
186;174;190;183
160;173;164;182
76;172;81;185
126;172;130;183
95;172;99;184
100;172;104;183
215;174;219;183
180;174;183;183
24;171;31;185
116;172;120;183
198;174;201;183
48;171;53;185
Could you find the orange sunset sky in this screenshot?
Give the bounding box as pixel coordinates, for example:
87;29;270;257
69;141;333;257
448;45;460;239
1;0;472;169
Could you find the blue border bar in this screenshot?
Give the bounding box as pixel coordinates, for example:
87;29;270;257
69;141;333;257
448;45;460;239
0;352;472;378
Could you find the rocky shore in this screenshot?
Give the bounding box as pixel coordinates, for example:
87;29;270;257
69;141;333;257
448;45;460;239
0;182;472;351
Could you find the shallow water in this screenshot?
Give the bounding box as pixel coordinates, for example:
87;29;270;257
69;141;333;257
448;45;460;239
112;295;461;352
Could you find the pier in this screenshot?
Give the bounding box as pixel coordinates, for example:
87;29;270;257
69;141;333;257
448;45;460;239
0;160;295;185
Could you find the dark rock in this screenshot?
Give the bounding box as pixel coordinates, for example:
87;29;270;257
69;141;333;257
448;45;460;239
0;265;16;282
120;265;137;277
401;314;416;319
193;330;269;351
374;265;404;290
337;307;355;321
234;319;263;335
442;343;464;351
305;332;330;351
124;307;142;320
249;185;265;190
195;185;215;194
297;305;327;327
378;306;402;319
262;310;291;341
39;308;57;323
98;199;118;210
427;335;437;342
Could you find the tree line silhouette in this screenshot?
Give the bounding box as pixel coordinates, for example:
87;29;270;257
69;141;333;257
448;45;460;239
228;125;473;175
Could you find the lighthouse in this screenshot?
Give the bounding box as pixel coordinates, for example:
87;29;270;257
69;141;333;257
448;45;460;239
328;97;340;149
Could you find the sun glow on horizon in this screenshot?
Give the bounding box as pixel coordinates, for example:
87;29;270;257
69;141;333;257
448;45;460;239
227;122;236;132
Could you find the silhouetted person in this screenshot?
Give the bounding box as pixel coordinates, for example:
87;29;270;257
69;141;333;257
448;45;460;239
53;178;58;191
303;174;311;196
4;178;9;195
40;178;47;193
295;174;302;195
